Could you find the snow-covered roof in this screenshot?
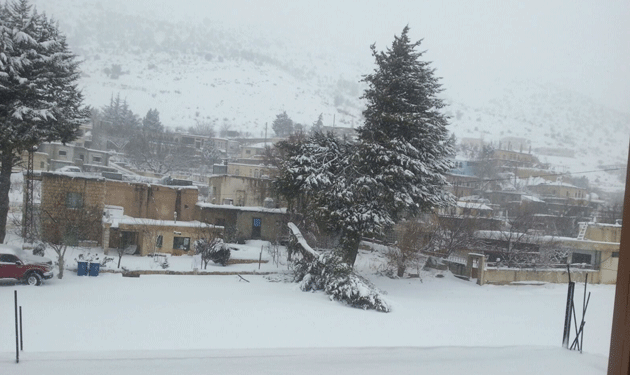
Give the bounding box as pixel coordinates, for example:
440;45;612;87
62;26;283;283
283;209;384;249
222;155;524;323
196;202;286;214
527;180;580;189
244;142;273;149
456;201;492;211
521;195;545;203
106;215;218;229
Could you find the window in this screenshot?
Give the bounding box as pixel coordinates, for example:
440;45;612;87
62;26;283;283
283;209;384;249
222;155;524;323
65;192;83;208
58;150;67;156
0;254;20;263
173;237;190;251
216;218;226;227
40;162;45;168
79;154;85;161
612;252;619;258
156;235;163;248
93;156;102;163
572;253;592;264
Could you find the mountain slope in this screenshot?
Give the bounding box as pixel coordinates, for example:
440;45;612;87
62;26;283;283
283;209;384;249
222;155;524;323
30;0;630;190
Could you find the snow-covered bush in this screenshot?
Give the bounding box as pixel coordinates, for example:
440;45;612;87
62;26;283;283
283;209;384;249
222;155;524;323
195;238;231;267
33;242;46;257
293;252;390;312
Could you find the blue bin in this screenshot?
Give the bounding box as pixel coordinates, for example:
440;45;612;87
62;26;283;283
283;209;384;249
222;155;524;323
88;263;100;277
77;261;88;276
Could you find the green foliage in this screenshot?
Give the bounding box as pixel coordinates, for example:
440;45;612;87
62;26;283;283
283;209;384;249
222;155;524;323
142;108;164;133
0;0;90;242
293;252;390;312
272;111;294;137
272;27;454;266
357;25;455;221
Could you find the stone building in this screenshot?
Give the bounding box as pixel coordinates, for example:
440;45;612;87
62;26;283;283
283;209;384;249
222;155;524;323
207;175;274;207
39;172;199;252
196;203;286;243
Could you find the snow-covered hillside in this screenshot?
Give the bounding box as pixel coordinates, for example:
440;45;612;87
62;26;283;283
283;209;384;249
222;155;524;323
29;0;630;191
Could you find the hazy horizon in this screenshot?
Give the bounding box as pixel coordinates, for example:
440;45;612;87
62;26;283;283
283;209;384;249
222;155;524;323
30;0;630;113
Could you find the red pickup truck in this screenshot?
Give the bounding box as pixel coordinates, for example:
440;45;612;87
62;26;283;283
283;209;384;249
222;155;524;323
0;245;54;286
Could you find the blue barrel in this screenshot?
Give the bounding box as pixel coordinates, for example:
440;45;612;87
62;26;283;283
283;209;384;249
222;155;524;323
77;261;88;276
88;262;100;277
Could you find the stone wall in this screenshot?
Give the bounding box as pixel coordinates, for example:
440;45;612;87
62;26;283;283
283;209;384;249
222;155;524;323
40;173;106;243
482;267;601;285
105;181;197;221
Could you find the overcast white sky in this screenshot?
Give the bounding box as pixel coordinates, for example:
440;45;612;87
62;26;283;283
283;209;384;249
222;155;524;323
34;0;630;112
124;0;630;111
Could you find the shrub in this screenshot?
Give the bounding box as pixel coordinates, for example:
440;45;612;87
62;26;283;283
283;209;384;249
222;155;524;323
195;238;231;268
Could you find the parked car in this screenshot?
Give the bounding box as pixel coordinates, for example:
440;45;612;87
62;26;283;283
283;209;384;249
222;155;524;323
0;245;54;286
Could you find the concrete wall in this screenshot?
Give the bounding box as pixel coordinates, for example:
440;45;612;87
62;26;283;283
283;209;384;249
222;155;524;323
227;163;274;178
104;181;197;222
208;175;272;207
109;222;221;256
584;223;622;243
40;173;106;243
482;268;601;285
197;205;285;242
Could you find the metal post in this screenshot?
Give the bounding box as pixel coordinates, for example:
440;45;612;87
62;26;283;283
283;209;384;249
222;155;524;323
14;290;19;363
19;306;23;351
562;281;575;349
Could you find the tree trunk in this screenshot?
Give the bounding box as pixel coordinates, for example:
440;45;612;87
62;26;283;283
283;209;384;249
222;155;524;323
340;231;362;267
397;255;407;278
57;256;65;279
0;151;15;244
118;253;123;268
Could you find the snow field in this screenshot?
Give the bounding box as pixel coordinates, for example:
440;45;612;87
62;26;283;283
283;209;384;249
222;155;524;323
0;239;616;374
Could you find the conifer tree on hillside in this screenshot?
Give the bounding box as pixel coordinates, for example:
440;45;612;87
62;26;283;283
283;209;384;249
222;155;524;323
311;113;324;134
142;108;164;133
0;0;90;243
99;93;140;137
272;111;294;137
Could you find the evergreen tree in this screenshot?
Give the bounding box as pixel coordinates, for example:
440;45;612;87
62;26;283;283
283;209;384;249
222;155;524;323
274;27;454;266
311;113;324;134
142;108;163;133
272;111;294;137
0;0;90;242
100;93;140;137
357;25;454;223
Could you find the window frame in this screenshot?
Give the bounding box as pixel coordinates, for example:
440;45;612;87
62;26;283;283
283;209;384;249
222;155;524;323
173;236;191;251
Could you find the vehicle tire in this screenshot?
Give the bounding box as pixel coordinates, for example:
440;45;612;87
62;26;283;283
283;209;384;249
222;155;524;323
26;272;43;286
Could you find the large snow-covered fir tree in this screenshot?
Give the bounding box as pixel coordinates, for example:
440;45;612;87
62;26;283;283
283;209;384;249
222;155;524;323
274;27;454;266
0;0;90;243
357;25;454;222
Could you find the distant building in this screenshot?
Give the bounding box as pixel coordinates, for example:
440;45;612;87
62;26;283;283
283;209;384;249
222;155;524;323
196;203;286;242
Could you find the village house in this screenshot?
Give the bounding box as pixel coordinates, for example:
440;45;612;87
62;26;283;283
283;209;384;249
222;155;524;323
37;172;212;256
196;202;286;243
207;175;275;207
38;142;111;171
462;221;621;285
103;206;220;256
239;142;271;159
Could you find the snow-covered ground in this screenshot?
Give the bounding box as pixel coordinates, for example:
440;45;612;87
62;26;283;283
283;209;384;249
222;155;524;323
0;238;616;374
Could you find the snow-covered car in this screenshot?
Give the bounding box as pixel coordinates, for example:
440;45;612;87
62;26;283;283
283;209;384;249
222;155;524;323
55;166;82;173
0;245;54;286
